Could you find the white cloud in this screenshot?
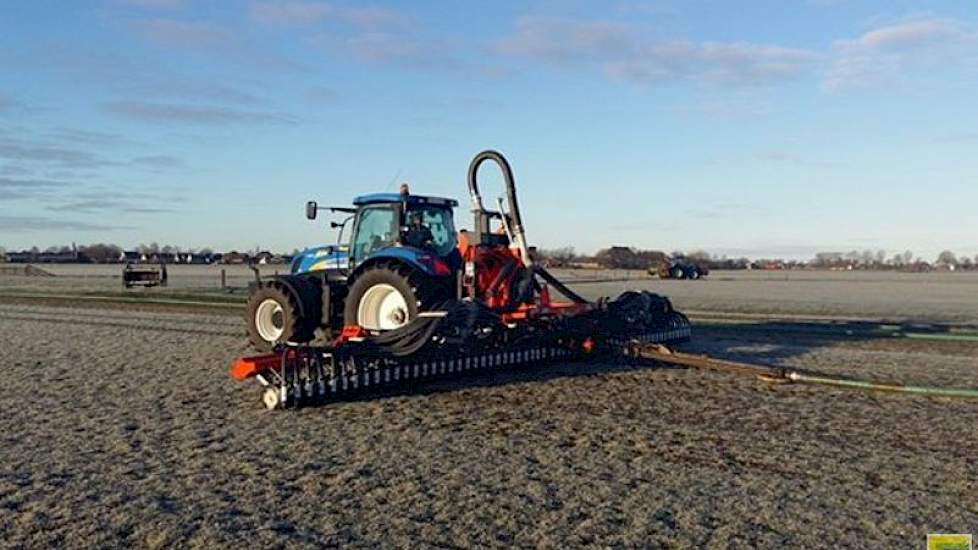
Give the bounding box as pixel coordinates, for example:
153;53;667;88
934;132;978;143
826;16;977;91
0;214;127;232
248;1;332;26
850;17;960;49
495;17;817;86
756;150;840;168
103;101;298;125
248;1;409;30
127;18;235;49
309;30;463;74
0;94;21;112
116;0;187;9
304;86;340;104
495;17;634;64
0;137;115;168
339;6;410;31
252;2;433;69
610;41;817;85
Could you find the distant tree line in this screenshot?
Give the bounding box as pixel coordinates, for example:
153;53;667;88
810;250;978;271
537;246;749;270
3;243;977;272
0;243;301;265
534;246;978;272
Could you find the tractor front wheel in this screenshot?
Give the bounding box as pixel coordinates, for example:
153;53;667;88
245;285;314;351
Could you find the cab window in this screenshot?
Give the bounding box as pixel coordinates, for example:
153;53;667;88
405;206;456;256
352;206;397;262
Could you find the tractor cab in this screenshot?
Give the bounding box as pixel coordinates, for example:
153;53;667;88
347;190;459;268
298;186;460;276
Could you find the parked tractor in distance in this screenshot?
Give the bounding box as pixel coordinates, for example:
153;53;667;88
122;261;167;288
651;256;710;280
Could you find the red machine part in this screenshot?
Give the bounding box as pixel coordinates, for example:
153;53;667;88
457;230;590;321
468;245;524;310
230;353;280;380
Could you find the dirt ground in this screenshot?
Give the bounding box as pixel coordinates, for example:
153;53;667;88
2;270;977;548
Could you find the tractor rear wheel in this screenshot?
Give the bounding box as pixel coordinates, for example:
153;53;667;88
246;285;315;351
343;263;445;332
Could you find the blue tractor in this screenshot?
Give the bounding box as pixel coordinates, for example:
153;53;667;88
246;184;462;350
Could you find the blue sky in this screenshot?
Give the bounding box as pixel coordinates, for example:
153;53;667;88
1;0;976;260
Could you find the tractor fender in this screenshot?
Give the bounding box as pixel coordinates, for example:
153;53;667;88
351;247;454;280
258;274;322;323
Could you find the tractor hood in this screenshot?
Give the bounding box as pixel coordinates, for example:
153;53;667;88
291;245;349;274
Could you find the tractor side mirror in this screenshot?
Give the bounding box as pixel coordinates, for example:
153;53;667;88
305;201;318;220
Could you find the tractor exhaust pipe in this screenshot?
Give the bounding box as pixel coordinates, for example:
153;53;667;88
467;150;532;267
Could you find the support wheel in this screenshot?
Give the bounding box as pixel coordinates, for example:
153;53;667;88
262;387;282;410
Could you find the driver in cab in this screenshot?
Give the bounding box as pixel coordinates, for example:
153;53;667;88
403;211;434;250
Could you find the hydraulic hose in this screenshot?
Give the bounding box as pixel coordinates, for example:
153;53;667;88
534;266;589;304
635;343;978;399
467;150;524;235
467;150;532;267
786;371;978;398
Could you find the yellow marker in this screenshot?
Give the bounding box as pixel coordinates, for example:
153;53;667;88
928;534;972;550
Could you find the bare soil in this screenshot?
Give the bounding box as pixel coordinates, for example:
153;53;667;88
1;271;977;548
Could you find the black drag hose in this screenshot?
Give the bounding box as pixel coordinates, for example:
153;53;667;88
468;150;524;235
349;301;503;357
534;266;588;304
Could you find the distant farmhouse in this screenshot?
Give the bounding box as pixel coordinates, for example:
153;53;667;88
120;251;220;265
115;250;289;265
1;246;288;266
5;245;84;264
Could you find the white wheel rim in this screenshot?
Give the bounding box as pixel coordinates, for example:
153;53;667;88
358;283;410;331
255;298;285;342
262;387;281;410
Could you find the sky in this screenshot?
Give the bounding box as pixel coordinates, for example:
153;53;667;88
1;0;976;260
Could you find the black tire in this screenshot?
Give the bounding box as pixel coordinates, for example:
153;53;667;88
245;284;315;352
669;266;684;279
343;262;446;332
687;266;699;280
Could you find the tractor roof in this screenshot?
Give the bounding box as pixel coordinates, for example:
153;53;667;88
353;193;458;207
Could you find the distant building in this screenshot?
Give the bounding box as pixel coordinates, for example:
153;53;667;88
254;251;289;264
11;250;85;263
222;251;248;264
120;251;147;263
7;252;34;263
147;252;177;264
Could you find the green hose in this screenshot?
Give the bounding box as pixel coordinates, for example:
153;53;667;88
694;320;978;343
902;332;978;342
787;372;978;398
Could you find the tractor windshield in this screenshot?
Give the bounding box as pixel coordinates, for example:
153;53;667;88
405;206;456;257
351;205;398;263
